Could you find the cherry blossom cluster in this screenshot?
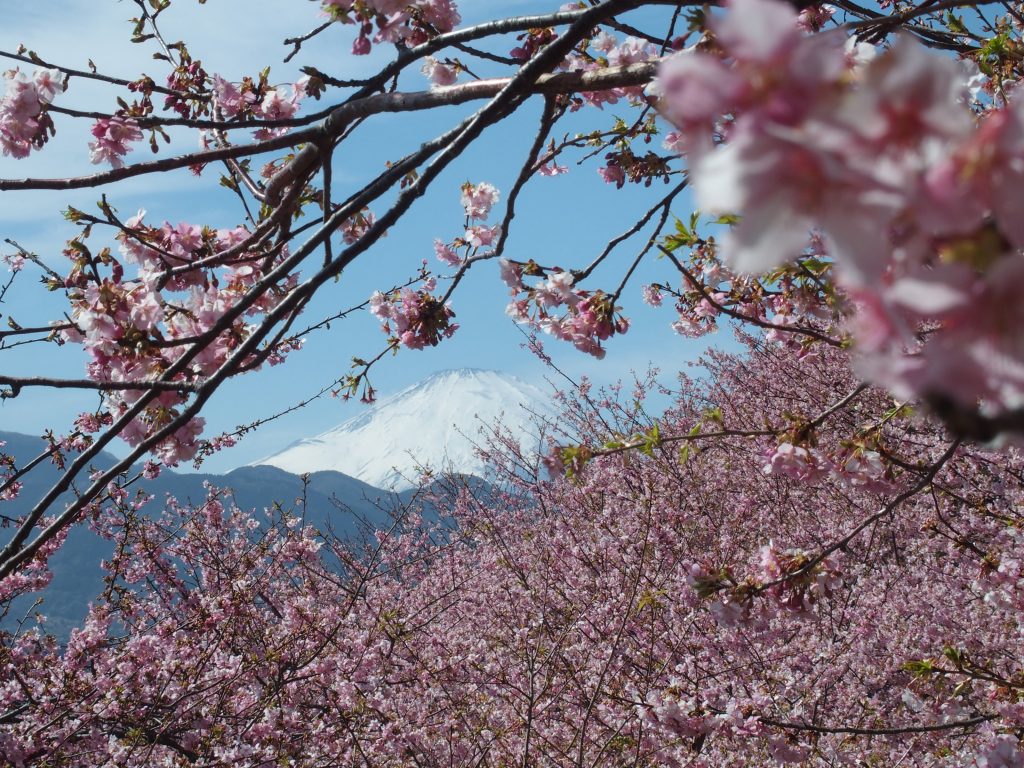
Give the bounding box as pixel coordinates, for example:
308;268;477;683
211;74;312;140
756;542;842;613
369;279;457;350
503;261;629;358
460;180;499;220
642;219;847;372
88;117;144;168
677;498;844;625
509;25;557;62
520;7;669;112
368;182;511;351
0;67;64;159
655;0;1024;416
338;206;377;244
162;56;210;119
524;24;673;189
320;0;461;55
58;212;299;465
764;440;892;492
662;266;730;340
0;517;66;605
87;67;317;169
565;32;660;109
429;181;503;269
688;544;839;626
5;341;1022;765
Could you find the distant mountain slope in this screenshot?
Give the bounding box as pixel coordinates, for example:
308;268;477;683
255;368;551;490
0;431;399;638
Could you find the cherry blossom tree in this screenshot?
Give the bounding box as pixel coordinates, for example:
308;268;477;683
3;0;1024;764
3;338;1023;765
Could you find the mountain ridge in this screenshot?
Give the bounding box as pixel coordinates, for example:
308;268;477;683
0;430;401;638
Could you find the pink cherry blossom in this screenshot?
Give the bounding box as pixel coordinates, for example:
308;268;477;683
88;117;143;168
0;67;64;158
460;181;500;220
211;73;247;117
498;258;523;291
537;159;568;176
642;284;663;306
421;57;458;86
464;224;500;248
433;238;461;266
369;286;457;349
597;162;625;186
31;68;65;104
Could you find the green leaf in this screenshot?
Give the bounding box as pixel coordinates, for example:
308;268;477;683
702;406;723;425
662;216;699;251
902;659;935;677
637;588;666;612
945;12;966;35
942;646;966;666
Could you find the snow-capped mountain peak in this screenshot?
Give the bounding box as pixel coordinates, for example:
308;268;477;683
254;368;551;490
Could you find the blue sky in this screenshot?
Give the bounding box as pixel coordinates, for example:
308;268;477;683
0;1;725;472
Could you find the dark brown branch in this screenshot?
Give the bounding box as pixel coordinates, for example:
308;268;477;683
834;0;977;49
47;101;338;132
851;0;983;44
575;179;688;283
0;323;71;340
805;383;869;431
0;129;315;191
0;703;29;726
0;49;192;99
3;239;62;281
0;375;200;397
263;60;661;205
762;712;994;735
611;196;675;302
283;20;333;63
449;43;518;66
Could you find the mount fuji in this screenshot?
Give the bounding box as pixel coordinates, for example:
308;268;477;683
254;369;553;490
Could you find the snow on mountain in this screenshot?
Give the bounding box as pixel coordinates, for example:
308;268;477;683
253;368;553;491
